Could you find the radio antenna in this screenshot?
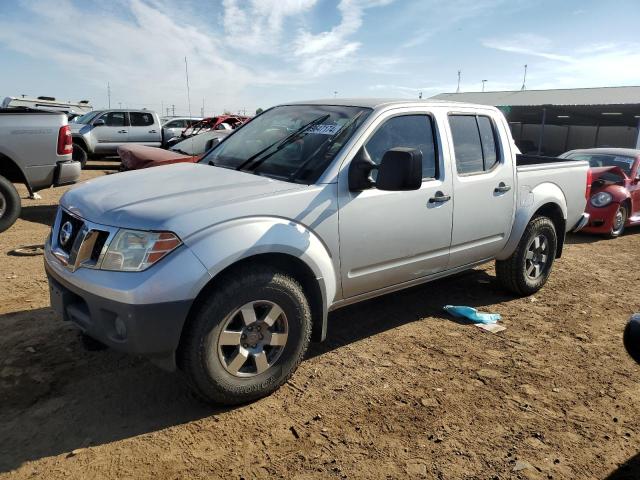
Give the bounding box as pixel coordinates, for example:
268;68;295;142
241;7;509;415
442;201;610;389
185;56;194;151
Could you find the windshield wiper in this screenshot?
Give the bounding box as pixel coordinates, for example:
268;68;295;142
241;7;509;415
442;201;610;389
235;114;330;172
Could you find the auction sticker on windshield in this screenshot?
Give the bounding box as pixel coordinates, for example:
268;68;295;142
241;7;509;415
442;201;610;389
306;124;341;135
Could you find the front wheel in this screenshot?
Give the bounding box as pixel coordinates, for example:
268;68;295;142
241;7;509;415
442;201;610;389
609;204;627;238
496;216;557;296
179;266;312;405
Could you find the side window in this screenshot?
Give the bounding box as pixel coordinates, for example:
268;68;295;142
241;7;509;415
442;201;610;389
102;111;126;127
449;114;500;175
130;112;155;127
364;115;438;179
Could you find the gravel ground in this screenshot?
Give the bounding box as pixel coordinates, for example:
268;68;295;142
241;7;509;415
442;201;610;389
1;163;639;479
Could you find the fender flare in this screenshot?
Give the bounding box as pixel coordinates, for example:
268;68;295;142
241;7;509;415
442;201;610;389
496;182;567;261
184;216;338;339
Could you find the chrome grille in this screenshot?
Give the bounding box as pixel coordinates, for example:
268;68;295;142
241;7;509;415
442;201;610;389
50;208;116;271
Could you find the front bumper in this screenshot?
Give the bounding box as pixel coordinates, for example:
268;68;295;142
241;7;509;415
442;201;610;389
44;214;211;370
571;212;590;232
580;203;620;234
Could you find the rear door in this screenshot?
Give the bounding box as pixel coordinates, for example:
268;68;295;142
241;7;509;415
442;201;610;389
445;110;516;268
92;111;129;154
128;111;161;146
338;109;454;298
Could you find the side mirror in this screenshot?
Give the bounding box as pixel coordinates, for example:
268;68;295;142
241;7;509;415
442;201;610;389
624;314;640;365
376;148;423;191
205;137;221;151
93;119;106;127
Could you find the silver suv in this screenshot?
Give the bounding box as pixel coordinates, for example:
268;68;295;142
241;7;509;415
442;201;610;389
70;110;162;166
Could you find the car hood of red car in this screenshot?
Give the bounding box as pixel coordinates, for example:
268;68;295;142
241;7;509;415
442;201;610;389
118;145;197;170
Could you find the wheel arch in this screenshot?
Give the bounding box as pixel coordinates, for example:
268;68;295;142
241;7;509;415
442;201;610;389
176;252;327;370
0;152;32;193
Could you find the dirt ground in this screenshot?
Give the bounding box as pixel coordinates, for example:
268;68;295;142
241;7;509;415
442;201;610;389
1;162;640;480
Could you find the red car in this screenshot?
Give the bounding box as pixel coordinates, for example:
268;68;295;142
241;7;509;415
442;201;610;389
561;148;640;237
119;130;230;170
165;115;250;147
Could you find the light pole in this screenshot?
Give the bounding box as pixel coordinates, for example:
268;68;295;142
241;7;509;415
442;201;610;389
521;64;528;91
456;70;461;93
482;80;488;92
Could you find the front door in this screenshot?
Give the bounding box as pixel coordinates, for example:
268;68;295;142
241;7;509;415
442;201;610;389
445;111;516;267
338;111;454;298
92;111;129;154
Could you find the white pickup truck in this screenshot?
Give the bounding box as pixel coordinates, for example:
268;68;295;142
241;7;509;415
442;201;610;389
45;99;589;404
0;108;81;232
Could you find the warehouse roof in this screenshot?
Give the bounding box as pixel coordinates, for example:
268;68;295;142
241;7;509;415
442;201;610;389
431;86;640;107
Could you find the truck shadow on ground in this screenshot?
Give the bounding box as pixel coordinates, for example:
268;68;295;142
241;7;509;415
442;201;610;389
605;452;640;479
566;226;640;245
19;205;58;227
0;268;512;472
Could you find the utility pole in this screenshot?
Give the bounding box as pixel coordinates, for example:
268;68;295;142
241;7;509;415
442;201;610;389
118;102;122;109
107;82;111;108
333;91;338;98
482;79;487;92
172;104;175;116
521;64;528;91
456;70;461;93
418;91;423;99
166;107;170;117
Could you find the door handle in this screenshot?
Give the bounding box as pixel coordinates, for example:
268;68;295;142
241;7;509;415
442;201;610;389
494;182;511;193
118;129;128;134
148;130;157;133
429;191;451;203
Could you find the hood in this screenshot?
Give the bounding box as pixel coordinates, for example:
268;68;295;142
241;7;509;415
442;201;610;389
118;144;194;170
61;163;306;237
589;165;628;181
69;122;92;134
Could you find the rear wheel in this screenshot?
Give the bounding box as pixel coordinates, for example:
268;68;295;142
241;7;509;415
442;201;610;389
609;204;627;238
0;175;21;233
496;216;557;296
179;266;312;405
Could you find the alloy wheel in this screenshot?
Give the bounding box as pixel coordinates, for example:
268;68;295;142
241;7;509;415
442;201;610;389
525;234;549;280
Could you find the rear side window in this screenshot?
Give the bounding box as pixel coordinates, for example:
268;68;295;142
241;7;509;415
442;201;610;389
165;120;184;128
449;115;500;174
102;111;127;127
130;112;155;127
364;115;438;179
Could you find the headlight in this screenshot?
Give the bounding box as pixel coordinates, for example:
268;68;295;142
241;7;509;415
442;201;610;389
101;230;181;271
590;191;613;207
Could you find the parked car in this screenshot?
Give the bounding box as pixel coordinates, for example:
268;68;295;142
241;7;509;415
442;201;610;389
161;117;202;145
560;148;640;237
0;108;81;231
164;115;249;147
45;99;589;404
119;130;231;170
70;109;162;167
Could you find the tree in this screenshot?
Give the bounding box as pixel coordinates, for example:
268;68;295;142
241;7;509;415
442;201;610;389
255;108;264;115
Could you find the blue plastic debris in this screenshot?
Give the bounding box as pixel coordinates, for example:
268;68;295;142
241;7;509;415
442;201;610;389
443;305;501;325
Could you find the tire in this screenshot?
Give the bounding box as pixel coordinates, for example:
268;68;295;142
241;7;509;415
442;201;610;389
72;143;88;169
608;204;627;238
179;265;312;405
0;175;21;233
496;216;557;296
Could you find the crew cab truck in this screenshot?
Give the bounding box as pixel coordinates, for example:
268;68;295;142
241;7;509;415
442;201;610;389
70;109;162;167
45;99;589;404
0;108;81;232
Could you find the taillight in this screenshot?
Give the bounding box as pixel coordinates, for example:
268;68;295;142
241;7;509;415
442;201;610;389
585;169;593;199
57;125;73;155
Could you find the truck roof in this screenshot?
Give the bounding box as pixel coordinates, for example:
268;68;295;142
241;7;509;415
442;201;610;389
283;98;496;111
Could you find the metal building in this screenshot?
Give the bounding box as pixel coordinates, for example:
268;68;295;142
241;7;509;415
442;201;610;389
432;86;640;155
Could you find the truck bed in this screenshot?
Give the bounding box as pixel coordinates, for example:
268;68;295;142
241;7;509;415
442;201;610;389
516;154;580;167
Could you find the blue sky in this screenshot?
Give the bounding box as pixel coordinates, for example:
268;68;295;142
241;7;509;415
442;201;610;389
1;0;639;116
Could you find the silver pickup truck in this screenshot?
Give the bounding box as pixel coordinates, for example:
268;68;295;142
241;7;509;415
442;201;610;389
45;99;589;404
70;109;162;166
0;108;81;232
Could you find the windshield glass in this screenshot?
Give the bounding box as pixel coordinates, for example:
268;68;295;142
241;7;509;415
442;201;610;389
171;132;228;156
74;111;102;124
200;105;371;183
567;153;635;176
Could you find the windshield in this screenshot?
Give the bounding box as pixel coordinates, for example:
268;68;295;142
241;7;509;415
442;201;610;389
199;105;371;183
171;132;228;156
567;153;636;176
73;111;102;124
